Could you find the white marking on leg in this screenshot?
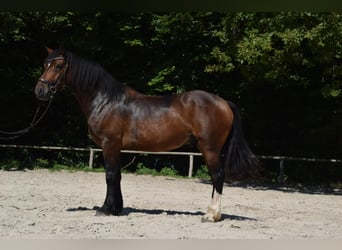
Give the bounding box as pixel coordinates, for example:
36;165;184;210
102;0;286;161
203;190;222;222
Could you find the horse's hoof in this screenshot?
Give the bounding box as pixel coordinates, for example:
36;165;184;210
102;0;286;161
201;213;221;223
94;205;122;216
201;216;215;223
95;206;111;216
95;210;109;216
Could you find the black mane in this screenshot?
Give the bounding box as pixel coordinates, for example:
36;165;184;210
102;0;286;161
64;50;125;100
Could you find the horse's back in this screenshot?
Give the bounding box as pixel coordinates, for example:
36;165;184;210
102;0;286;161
176;90;233;124
175;90;234;149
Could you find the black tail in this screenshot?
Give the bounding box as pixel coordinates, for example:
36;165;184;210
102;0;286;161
223;101;260;181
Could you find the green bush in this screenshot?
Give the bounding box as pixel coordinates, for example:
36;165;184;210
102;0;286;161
0;160;23;170
135;162;159;176
34;158;50;168
159;166;178;177
194;165;210;180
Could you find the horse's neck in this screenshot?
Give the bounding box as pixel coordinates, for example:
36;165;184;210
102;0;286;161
71;88;98;119
66;78;100;119
70;84;135;120
65;58;108;118
65;53;140;119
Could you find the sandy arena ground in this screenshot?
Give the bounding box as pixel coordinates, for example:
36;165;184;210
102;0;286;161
0;169;341;239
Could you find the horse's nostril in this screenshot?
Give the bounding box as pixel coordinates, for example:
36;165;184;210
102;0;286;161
35;86;44;98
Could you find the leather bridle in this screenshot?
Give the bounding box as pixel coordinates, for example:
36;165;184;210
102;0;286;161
38;56;68;95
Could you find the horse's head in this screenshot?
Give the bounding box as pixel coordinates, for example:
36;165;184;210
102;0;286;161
35;47;68;101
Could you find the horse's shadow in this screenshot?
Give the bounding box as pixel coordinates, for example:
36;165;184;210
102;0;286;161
66;206;256;221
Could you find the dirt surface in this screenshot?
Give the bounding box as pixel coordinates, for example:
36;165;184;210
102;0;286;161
0;169;341;239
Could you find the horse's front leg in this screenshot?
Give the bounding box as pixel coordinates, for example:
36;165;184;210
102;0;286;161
97;146;123;216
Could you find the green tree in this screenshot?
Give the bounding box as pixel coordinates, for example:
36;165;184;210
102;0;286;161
0;12;341;161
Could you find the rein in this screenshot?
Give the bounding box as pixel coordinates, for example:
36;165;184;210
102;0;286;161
0;97;53;140
0;55;69;140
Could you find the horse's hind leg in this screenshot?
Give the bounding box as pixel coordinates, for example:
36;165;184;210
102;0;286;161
200;148;225;222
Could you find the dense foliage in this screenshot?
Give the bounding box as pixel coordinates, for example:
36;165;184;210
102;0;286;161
0;12;341;181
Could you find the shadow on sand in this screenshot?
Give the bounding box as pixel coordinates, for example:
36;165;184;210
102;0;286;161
66;206;256;221
198;179;342;196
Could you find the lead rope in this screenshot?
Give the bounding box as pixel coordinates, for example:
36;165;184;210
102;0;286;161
0;96;53;140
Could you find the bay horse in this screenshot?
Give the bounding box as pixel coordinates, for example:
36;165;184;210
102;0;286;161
34;47;259;222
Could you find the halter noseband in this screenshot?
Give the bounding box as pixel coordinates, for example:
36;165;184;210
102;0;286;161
38;56;68;94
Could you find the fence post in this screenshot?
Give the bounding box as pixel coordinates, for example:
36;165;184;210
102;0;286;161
278;159;285;183
188;154;194;177
89;148;94;169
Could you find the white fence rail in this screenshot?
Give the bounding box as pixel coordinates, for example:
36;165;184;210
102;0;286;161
0;144;202;177
0;144;341;179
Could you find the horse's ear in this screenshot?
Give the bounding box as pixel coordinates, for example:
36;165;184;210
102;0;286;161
59;43;66;55
45;47;54;55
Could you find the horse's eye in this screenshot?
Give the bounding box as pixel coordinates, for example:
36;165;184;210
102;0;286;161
55;64;63;71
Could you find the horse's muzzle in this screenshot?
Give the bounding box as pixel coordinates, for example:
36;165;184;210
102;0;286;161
35;82;52;101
